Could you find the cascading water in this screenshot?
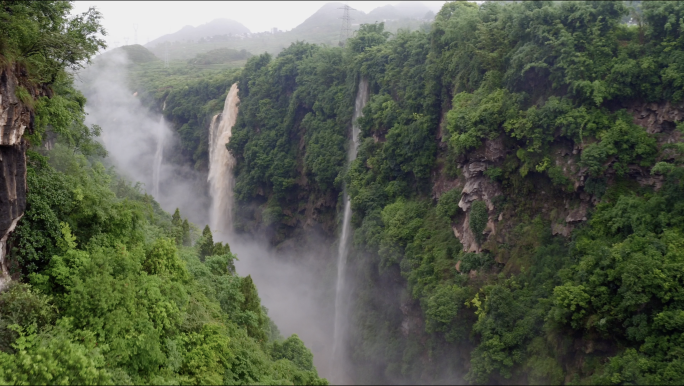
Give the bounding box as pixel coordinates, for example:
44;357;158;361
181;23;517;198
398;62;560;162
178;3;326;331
208;83;240;238
331;77;369;382
152;101;167;198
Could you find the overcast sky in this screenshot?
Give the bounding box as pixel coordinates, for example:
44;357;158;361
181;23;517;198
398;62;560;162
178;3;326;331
71;1;447;50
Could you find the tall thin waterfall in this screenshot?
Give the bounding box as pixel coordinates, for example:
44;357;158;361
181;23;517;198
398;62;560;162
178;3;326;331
152;101;167;198
332;78;370;381
208;83;240;237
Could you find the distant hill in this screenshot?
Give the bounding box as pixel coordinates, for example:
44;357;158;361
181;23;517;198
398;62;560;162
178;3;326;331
293;2;436;34
366;5;402;22
365;2;434;22
145;2;440;61
96;44;159;64
393;1;434;18
292;2;365;33
147;18;250;46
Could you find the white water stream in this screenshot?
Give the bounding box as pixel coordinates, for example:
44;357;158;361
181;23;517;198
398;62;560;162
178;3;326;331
151;101;167;198
331;77;369;383
208;83;239;237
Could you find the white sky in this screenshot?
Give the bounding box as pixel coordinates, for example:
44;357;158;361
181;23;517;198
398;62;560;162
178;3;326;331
71;1;447;50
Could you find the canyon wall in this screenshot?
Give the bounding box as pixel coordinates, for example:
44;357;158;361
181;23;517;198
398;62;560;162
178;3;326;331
0;64;48;289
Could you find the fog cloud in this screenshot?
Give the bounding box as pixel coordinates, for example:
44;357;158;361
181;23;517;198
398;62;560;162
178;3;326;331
77;49;344;382
76;50;210;225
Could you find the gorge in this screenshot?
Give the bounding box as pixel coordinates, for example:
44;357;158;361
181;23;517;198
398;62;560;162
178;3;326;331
5;1;684;385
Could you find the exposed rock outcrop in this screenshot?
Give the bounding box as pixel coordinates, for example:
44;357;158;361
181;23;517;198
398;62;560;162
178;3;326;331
440;100;684;255
0;64;47;289
452;138;505;252
626;100;684;165
627;100;684;135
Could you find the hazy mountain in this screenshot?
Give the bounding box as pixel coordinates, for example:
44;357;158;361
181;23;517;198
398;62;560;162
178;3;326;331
291;2;367;33
147;18;250;47
365;5;402;22
145;2;438;61
292;2;435;35
146;2;439;49
365;2;433;22
96;44;159;64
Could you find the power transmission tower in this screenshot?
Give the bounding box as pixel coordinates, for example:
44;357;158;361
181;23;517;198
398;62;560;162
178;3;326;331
164;42;169;68
133;24;138;44
338;4;355;47
123;37;129;46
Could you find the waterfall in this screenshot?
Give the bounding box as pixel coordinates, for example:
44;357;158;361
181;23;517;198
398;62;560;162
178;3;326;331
152;101;167;198
208;83;239;238
331;77;370;382
152;117;164;198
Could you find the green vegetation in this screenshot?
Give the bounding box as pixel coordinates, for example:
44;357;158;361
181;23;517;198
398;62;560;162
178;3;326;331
189;48;252;65
119;44;160;64
9;0;684;384
0;2;326;384
0;1;105;83
81;44;243;171
469;201;488;246
217;1;684;384
124;57;240;170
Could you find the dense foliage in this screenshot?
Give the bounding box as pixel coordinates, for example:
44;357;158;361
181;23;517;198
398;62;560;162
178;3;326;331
0;2;326;384
16;0;684;384
0;0;105;83
189;48;252;66
222;1;684;384
224;42;355;238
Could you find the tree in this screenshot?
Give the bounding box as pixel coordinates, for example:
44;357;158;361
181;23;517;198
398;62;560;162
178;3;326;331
172;208;181;227
0;1;107;83
240;275;267;342
347;22;391;54
198;225;214;259
181;219;191;246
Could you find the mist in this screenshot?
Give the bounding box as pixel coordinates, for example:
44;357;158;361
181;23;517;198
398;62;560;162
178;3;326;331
227;233;340;379
77;49;347;382
76;50;210;225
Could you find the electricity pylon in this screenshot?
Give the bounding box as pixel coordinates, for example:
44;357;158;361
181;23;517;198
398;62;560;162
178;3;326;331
338;4;355;47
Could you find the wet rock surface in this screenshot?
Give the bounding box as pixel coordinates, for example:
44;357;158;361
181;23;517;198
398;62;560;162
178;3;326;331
0;65;46;289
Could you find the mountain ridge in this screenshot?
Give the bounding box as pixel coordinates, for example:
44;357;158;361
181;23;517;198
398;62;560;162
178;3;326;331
147;18;250;46
145;1;439;48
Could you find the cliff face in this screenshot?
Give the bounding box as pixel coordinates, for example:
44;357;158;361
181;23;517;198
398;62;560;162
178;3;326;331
0;64;47;289
429;98;684;272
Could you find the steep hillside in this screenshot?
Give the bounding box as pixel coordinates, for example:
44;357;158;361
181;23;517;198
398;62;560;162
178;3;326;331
219;1;684;384
0;2;327;384
0;63;47;290
108;0;684;384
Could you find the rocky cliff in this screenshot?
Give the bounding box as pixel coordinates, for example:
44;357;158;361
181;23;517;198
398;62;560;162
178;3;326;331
431;99;684;269
0;63;48;289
